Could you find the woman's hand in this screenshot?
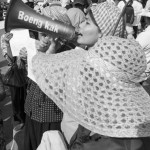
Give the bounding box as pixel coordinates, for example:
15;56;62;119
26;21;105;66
1;32;13;59
19;47;27;61
1;32;13;45
36;34;57;54
1;32;13;56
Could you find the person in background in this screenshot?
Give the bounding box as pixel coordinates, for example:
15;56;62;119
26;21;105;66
23;5;73;150
1;33;27;125
34;4;42;13
0;0;40;126
132;0;143;38
32;2;150;150
117;0;135;39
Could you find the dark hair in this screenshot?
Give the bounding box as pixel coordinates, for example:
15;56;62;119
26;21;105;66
25;2;34;8
73;3;85;12
145;17;150;25
92;0;98;3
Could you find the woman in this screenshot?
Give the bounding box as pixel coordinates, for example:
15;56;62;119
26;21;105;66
32;2;150;150
61;7;86;143
37;2;125;144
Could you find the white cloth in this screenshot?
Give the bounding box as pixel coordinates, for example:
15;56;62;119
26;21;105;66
60;0;70;7
106;0;115;4
117;1;125;11
126;25;134;34
11;124;24;150
61;113;79;143
37;131;68;150
136;26;150;75
0;21;4;30
61;113;98;143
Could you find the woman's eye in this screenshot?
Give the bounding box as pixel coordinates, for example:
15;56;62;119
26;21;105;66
81;20;85;24
40;33;47;37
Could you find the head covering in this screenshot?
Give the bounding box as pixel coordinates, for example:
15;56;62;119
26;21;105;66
32;36;150;138
91;2;123;37
67;8;85;29
42;5;71;25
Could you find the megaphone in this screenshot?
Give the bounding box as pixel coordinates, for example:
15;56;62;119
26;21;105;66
5;0;76;40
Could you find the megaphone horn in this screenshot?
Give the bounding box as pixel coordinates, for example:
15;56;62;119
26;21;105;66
5;0;75;40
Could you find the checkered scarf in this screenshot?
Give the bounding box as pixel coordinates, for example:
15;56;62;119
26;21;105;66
91;2;124;37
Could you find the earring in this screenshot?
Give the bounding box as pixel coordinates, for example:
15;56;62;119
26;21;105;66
85;45;88;50
98;33;103;38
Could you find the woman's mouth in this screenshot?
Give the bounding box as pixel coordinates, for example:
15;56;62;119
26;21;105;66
75;32;82;36
75;29;82;36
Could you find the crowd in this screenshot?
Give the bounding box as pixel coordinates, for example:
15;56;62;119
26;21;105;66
1;0;150;150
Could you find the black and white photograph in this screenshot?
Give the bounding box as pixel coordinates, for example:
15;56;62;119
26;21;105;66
0;0;150;150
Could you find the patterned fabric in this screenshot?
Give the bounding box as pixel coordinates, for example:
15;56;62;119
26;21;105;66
25;79;63;122
25;5;74;123
1;34;8;56
91;2;124;37
67;8;85;29
0;33;13;64
32;36;150;138
60;0;70;7
41;5;71;25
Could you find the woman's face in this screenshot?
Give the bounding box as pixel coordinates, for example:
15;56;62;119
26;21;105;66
77;13;100;47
